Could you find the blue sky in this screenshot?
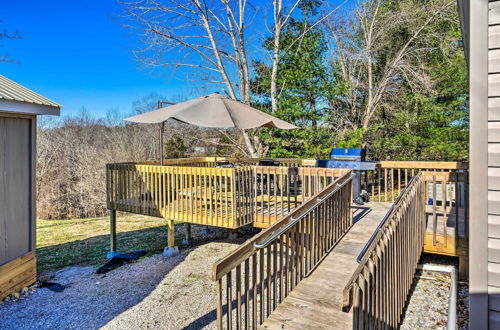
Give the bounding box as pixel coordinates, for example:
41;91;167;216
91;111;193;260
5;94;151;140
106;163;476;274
0;0;195;117
0;0;346;118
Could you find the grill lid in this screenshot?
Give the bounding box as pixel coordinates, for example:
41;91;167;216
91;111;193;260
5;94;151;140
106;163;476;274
330;148;366;162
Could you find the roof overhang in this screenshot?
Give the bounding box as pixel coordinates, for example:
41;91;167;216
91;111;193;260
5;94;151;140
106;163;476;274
0;99;60;116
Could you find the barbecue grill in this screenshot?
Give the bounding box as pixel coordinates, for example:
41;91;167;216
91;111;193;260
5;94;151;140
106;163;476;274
317;148;376;205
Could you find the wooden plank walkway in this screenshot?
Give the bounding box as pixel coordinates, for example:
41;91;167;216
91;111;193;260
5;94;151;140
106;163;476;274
260;202;392;329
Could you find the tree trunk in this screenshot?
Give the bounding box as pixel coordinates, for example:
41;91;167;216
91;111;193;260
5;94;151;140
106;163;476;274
271;0;282;113
241;129;257;157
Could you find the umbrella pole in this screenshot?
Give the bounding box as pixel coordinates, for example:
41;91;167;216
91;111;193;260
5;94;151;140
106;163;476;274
158;100;164;166
159;121;164;166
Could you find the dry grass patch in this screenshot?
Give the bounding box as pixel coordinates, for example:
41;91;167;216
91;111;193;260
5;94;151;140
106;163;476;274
36;215;172;273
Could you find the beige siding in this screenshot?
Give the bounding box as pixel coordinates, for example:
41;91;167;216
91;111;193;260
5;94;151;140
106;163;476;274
489;1;500;322
490;286;500;311
492;1;500;25
490;239;500;263
489;215;500;237
490;98;500;120
490;49;500;73
491;310;500;328
489;168;500;189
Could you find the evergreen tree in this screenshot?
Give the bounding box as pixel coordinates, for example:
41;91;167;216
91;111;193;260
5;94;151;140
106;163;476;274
252;1;338;159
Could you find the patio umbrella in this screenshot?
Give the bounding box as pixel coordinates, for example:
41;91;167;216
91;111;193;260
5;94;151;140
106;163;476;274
124;93;297;164
124;93;297;129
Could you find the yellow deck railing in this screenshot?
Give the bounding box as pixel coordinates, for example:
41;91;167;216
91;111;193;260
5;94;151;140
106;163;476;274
106;159;348;229
363;161;468;203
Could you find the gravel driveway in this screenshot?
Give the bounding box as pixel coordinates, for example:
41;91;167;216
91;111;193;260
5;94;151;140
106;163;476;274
0;239;243;330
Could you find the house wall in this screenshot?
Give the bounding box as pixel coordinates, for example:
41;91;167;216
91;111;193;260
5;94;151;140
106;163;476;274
489;2;500;327
0;112;36;299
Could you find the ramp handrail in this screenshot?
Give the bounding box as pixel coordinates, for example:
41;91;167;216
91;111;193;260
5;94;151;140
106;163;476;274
342;171;426;329
212;171;353;329
356;174;420;263
254;176;353;249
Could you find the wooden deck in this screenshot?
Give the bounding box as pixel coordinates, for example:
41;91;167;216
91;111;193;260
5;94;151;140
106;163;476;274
260;202;392;329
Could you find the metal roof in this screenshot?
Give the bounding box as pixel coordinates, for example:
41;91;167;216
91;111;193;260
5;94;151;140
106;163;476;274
0;75;61;108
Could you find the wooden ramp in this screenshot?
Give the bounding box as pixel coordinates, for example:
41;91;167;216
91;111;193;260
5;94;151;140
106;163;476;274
260;202;392;329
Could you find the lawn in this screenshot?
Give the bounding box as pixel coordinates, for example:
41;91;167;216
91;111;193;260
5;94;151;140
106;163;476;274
36;214;175;273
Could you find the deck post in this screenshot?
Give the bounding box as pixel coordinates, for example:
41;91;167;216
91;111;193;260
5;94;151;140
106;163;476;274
107;209;120;258
163;219;179;258
459;252;469;281
167;219;175;247
183;223;192;244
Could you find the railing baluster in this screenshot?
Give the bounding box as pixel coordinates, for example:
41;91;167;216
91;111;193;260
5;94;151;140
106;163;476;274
259;248;264;325
272;240;278;311
227;271;232;330
244;259;249;330
252;253;257;330
236;265;242;330
343;173;427;328
432;172;437;246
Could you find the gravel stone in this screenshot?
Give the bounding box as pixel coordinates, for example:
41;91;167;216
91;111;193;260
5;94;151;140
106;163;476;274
457;282;469;329
0;239;244;330
400;269;452;329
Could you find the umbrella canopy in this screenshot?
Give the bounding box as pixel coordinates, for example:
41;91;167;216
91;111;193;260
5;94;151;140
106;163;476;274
124;93;297;130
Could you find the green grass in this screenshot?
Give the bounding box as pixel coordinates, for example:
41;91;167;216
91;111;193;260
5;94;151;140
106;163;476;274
36;214;180;273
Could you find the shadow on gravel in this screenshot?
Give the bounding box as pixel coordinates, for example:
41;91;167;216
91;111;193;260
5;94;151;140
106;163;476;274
0;250;189;329
1;225;250;330
36;224;237;273
181;308;218;330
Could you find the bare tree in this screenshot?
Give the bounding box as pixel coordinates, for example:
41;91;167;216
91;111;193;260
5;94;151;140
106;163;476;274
117;0;332;156
36;109;221;219
269;0;301;113
118;0;262;155
0;25;21;64
327;0;456;132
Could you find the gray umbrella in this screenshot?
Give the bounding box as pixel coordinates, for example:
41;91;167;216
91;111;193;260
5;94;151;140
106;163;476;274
124;93;297;129
124;93;297;164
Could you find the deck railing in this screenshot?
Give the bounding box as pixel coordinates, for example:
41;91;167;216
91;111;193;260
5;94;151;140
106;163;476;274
106;161;347;229
252;166;346;227
361;161;469;259
212;171;353;329
132;157;317;168
342;172;426;329
364;161;468;203
422;170;468;255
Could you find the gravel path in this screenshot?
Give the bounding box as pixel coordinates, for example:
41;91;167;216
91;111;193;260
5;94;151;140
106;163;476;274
0;239;244;330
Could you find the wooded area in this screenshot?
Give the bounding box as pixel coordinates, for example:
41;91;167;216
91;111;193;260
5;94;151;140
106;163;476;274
35;0;468;219
36;110;216;219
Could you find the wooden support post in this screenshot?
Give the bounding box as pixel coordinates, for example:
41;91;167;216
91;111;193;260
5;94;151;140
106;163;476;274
110;209;117;252
459;253;469;281
185;223;192;243
167;219;175;248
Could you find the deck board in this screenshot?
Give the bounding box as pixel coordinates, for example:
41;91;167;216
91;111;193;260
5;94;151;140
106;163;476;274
260;202;392;329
